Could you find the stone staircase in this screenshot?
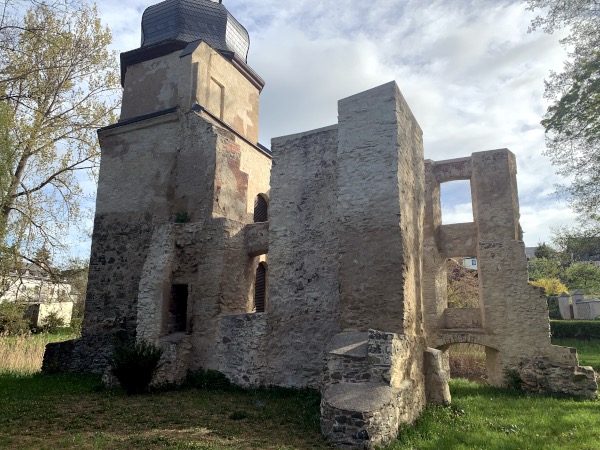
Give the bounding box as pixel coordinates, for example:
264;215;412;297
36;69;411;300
321;330;449;448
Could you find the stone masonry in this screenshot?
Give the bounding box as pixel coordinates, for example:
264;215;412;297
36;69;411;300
43;1;597;448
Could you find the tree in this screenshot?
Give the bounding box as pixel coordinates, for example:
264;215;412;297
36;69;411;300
534;242;557;259
528;257;560;281
551;219;600;263
564;261;600;291
526;1;600;214
0;1;119;281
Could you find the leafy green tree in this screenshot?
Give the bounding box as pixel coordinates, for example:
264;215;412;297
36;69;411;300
528;257;561;281
526;1;600;214
551;219;600;264
564;261;600;291
0;1;119;282
534;242;557;260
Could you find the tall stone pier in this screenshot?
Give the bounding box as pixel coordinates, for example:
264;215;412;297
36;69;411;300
316;82;447;448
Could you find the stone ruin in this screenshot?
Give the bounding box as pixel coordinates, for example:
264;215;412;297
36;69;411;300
558;290;600;320
43;0;598;448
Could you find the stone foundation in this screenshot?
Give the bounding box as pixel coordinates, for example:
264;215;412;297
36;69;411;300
518;357;597;399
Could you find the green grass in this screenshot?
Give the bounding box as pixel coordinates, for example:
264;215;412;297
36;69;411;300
0;374;598;450
552;338;600;372
385;380;600;450
0;335;598;449
0;373;328;449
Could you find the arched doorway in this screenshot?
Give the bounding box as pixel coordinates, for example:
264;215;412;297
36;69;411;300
437;341;502;385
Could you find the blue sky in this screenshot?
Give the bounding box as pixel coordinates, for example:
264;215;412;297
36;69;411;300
71;0;578;257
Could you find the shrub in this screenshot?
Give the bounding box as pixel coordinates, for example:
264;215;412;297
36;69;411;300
550;320;600;339
185;368;233;390
39;311;64;334
529;278;569;297
0;301;29;336
110;339;163;395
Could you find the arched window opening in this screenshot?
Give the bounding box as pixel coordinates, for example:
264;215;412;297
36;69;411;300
254;263;267;312
253;194;268;222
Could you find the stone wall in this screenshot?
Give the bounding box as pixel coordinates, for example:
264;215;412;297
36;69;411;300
121;42;261;144
266;124;341;388
217;313;268;386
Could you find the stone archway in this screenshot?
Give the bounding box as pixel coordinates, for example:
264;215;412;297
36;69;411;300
433;332;504;385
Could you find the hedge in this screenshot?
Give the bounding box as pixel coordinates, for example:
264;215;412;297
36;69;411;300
550;320;600;340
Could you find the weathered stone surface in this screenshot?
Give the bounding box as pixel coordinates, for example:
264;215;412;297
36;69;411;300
267;124;341;388
322;330;428;449
336;82;424;335
422;150;593;394
244;221;268;256
423;348;451;405
443;308;481;329
217;312;267;387
44;9;598;446
519;358;598;399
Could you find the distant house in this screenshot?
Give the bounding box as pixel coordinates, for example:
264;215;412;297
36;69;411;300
524;247;537;261
0;265;76;327
461;257;478;270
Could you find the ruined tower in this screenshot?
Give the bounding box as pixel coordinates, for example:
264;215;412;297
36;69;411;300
45;0;272;379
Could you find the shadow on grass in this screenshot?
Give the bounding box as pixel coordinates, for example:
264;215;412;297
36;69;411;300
0;372;329;450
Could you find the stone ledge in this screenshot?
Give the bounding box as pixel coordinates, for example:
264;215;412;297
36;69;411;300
326;331;369;358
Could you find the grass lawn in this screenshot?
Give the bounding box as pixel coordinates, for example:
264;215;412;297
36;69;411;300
552;338;600;372
0;333;598;449
386;380;600;450
0;373;328;449
0;374;598;450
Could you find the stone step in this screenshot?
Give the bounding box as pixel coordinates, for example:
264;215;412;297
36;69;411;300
321;381;413;448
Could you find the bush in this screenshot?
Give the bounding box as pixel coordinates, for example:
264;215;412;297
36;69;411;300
550;320;600;339
39;311;64;334
184;368;233;390
0;301;29;335
529;278;569;297
110;339;163;395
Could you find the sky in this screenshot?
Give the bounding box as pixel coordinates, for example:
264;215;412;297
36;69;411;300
73;0;578;256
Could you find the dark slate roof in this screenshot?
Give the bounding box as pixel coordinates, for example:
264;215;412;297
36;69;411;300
141;0;250;62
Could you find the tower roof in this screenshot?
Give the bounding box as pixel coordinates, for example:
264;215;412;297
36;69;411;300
140;0;250;62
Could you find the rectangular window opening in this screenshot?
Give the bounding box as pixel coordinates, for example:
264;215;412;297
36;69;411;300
168;284;188;333
440;179;474;224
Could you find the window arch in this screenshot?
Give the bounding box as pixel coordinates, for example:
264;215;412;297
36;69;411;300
254;262;267;313
253;194;268;223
